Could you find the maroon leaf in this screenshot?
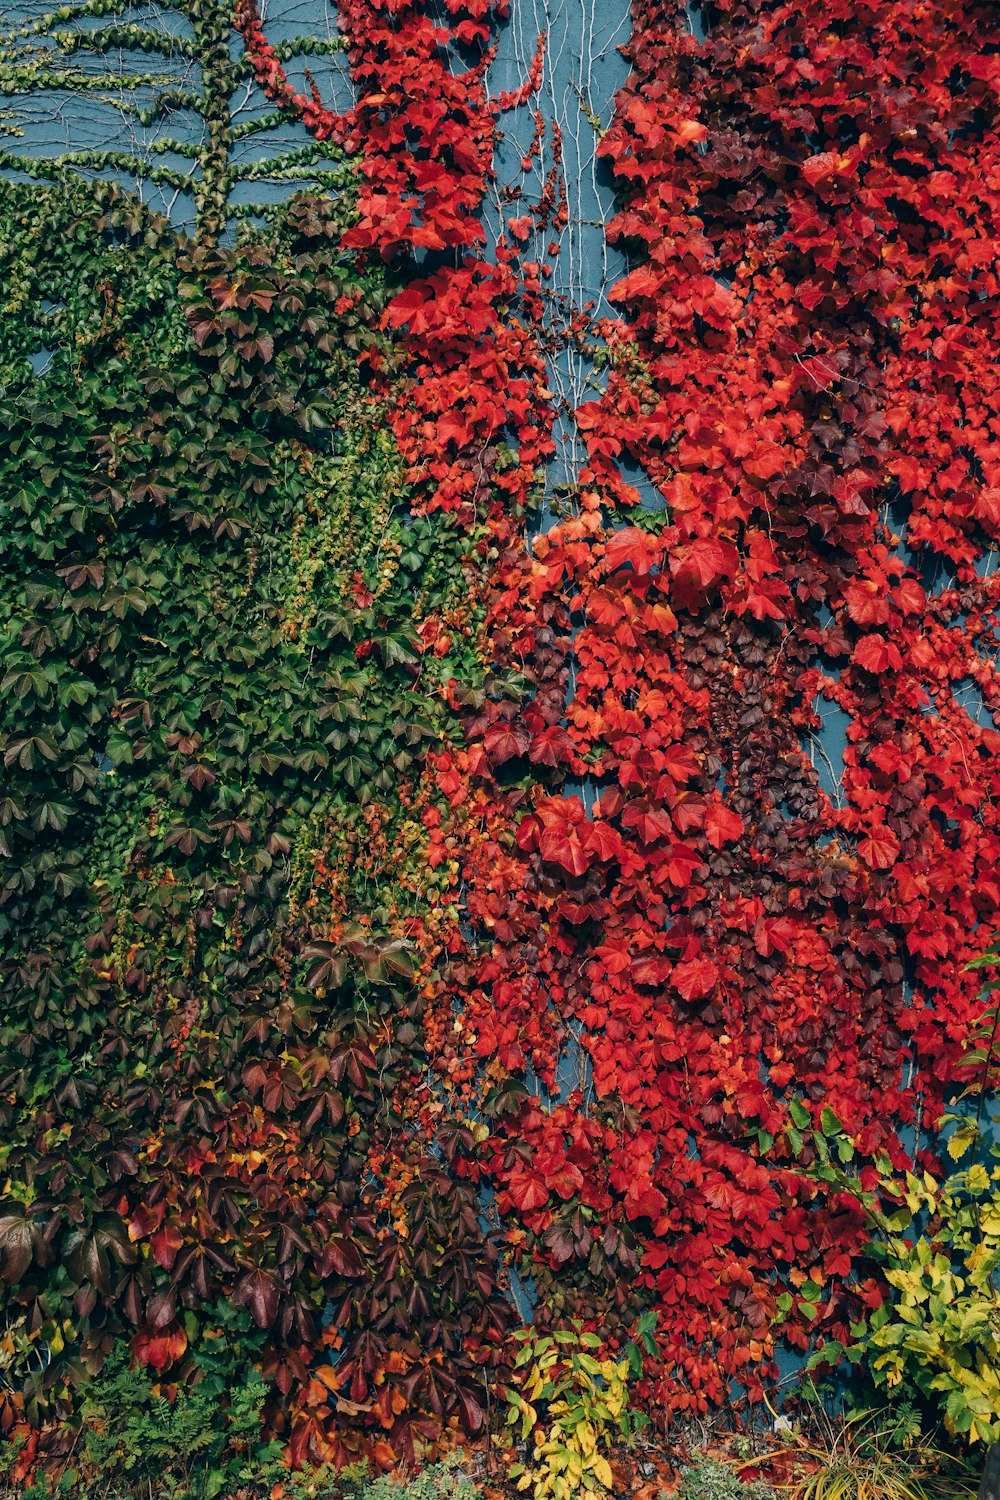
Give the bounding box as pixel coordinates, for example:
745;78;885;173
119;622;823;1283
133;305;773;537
232;1268;281;1328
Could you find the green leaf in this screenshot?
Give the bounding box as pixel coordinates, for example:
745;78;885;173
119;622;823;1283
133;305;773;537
788;1098;810;1130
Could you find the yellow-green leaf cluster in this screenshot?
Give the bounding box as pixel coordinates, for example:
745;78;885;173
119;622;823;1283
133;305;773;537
505;1324;641;1500
857;1153;1000;1444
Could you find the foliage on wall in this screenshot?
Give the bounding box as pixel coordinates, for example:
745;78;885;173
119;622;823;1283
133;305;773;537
0;0;352;231
0;174;508;1465
3;0;1000;1473
445;0;1000;1420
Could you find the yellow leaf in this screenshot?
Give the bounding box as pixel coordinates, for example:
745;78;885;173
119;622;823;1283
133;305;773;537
593;1456;614;1490
947;1123;979;1161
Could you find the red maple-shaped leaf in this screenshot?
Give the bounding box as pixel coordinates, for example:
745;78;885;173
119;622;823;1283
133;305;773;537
853;634;904;673
673;957;719;1000
531;797;593;877
663;842;704;888
844;578;892;627
538;823;590;877
633;953;673;985
506;1172;549;1212
857;825;901;871
603;527;657;576
892;577;927;616
703;802;744;849
529;725;574;767
483;719;530;764
670;537;734;608
546;1162;586;1199
621;799;675;844
587;821;625;862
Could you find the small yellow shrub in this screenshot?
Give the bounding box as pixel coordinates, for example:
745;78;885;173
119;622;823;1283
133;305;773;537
504;1322;645;1500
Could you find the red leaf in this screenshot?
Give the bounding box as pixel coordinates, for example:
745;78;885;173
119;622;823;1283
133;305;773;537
319;1237;364;1279
127;1202;163;1242
664;842;703;888
892;577;926;616
151;1223;184;1272
603;527;656;576
621;799;674;844
844;578;892;627
483;719;531;764
858;826;900;871
456;1386;484;1435
529;725;574;767
232;1268;281;1328
507;1172;549;1211
670;537;733;607
535;800;592;877
133;1322;187;1373
703;802;743;849
0;1215;34;1283
853;634;904;673
673;958;718;1000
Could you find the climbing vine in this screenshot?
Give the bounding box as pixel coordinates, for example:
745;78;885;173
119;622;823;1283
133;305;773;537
0;0;353;232
0;175;506;1465
3;0;1000;1474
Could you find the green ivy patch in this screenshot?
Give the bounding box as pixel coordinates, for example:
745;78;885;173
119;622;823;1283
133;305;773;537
0;178;506;1454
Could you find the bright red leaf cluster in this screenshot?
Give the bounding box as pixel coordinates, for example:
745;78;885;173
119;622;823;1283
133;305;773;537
237;0;545;257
